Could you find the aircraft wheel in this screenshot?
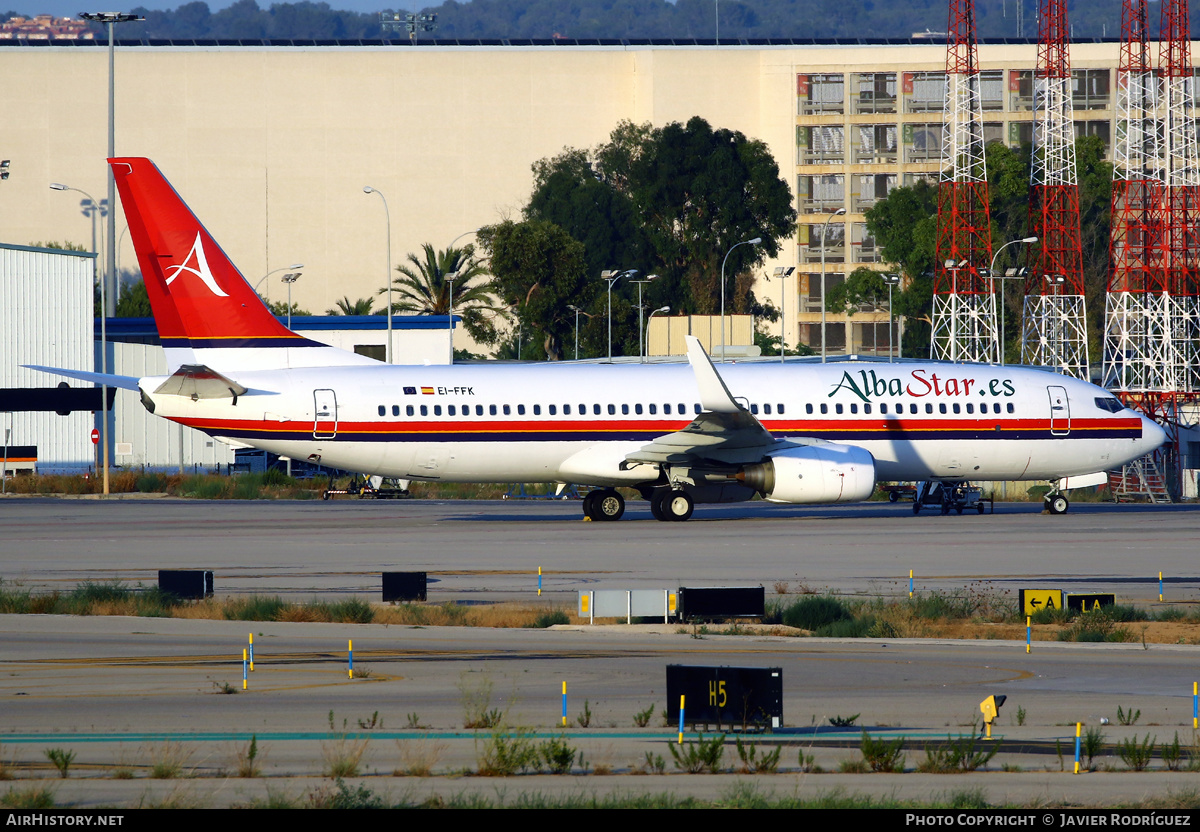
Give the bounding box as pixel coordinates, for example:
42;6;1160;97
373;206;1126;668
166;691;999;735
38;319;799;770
940;501;950;516
582;490;599;519
594;489;625;521
663;490;694;522
650;491;669;521
912;501;921;515
322;491;330;501
1048;494;1069;515
977;503;985;515
888;491;899;503
956;506;963;515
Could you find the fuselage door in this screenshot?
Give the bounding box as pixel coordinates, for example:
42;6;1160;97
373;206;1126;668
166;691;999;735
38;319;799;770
1047;385;1070;436
314;389;338;439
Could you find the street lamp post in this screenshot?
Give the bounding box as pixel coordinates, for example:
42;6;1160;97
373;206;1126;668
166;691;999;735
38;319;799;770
281;272;301;330
51;181;110;495
720;237;762;363
253;264;304;304
362;186;392;363
819;208;845;363
646;305;670;360
770;266;795;364
632;274;658;363
989;236;1038;366
882;272;901;363
81;11;142;319
600;269;635;362
446;271;457;364
567;304;582;360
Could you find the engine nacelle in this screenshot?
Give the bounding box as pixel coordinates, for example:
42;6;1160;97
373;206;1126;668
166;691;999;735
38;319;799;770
738;442;876;504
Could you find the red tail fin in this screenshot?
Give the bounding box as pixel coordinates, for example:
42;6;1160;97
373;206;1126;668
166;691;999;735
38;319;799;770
110;157;306;349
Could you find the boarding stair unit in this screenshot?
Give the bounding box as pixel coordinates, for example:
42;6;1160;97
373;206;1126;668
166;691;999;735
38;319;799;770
1108;453;1173;503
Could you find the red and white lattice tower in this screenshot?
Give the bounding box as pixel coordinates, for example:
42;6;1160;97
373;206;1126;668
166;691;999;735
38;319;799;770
1159;0;1200;397
1020;0;1089;379
1103;0;1171;397
930;0;995;363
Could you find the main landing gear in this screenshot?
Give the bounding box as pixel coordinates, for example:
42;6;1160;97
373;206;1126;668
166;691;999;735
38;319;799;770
650;489;694;522
582;488;625;521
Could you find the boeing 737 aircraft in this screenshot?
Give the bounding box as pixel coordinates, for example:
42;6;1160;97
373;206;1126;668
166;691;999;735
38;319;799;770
32;158;1165;521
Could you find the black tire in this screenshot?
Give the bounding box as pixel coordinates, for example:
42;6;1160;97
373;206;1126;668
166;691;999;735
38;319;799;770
1049;494;1069;515
888;491;899;503
322;491;330;501
956;506;963;515
663;490;694;522
977;503;985;515
913;501;921;515
940;501;950;516
650;490;668;521
582;490;599;520
595;489;625;521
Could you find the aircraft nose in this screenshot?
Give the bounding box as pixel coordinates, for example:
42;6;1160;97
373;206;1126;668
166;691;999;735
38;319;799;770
1140;414;1167;452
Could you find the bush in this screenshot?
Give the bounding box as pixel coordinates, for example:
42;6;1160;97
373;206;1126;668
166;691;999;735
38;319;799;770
1118;734;1156;771
527;609;570;628
779;596;853;631
916;734;999;772
669;733;726;774
223;596;287;621
860;731;905;772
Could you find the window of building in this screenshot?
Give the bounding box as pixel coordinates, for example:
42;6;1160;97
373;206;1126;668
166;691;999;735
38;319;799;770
1073;69;1111;110
853;124;898;164
801;224;845;264
904;123;944;163
852;173;897;213
798;73;844;114
797;174;845;215
853;71;897;113
798;125;845;164
904;71;946;113
980;70;1004;110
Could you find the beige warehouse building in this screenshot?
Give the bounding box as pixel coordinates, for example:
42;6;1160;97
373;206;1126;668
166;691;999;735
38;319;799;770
0;39;1144;356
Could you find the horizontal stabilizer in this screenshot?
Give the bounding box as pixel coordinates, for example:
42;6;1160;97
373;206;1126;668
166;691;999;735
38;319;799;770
23;365;141;392
153;364;248;400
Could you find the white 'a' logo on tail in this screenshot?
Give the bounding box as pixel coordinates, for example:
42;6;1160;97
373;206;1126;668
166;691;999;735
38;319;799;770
164;233;229;297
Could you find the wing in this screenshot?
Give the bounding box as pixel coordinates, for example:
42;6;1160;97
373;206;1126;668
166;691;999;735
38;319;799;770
623;336;795;469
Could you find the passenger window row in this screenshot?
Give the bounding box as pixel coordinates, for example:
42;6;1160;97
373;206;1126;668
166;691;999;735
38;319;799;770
375;402;714;418
804;402;1016;415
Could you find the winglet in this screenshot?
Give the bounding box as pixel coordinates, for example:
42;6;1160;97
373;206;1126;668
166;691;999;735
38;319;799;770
685;336;743;413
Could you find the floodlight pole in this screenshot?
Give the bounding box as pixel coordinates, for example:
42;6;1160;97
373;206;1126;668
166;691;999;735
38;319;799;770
720;237;762;363
990;236;1037;366
363;186;392;363
819;208;845;363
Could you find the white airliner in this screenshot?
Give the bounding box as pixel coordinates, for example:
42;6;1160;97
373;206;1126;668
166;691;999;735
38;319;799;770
32;158;1165;520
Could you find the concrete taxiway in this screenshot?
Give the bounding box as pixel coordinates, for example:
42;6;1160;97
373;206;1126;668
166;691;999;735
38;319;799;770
1;496;1199;807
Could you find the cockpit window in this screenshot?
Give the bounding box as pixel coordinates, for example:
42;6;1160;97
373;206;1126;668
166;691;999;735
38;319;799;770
1095;397;1124;413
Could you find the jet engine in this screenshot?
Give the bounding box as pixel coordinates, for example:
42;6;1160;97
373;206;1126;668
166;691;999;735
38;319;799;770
737;442;876;504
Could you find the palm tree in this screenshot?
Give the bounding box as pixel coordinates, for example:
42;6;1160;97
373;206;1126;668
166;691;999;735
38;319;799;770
381;243;507;345
326;296;376;315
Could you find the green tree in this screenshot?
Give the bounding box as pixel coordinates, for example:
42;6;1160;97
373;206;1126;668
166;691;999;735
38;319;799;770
325;296;376;315
266;299;311;318
477;220;595;361
521;117;797;356
116;278;152;317
380;243;506;346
